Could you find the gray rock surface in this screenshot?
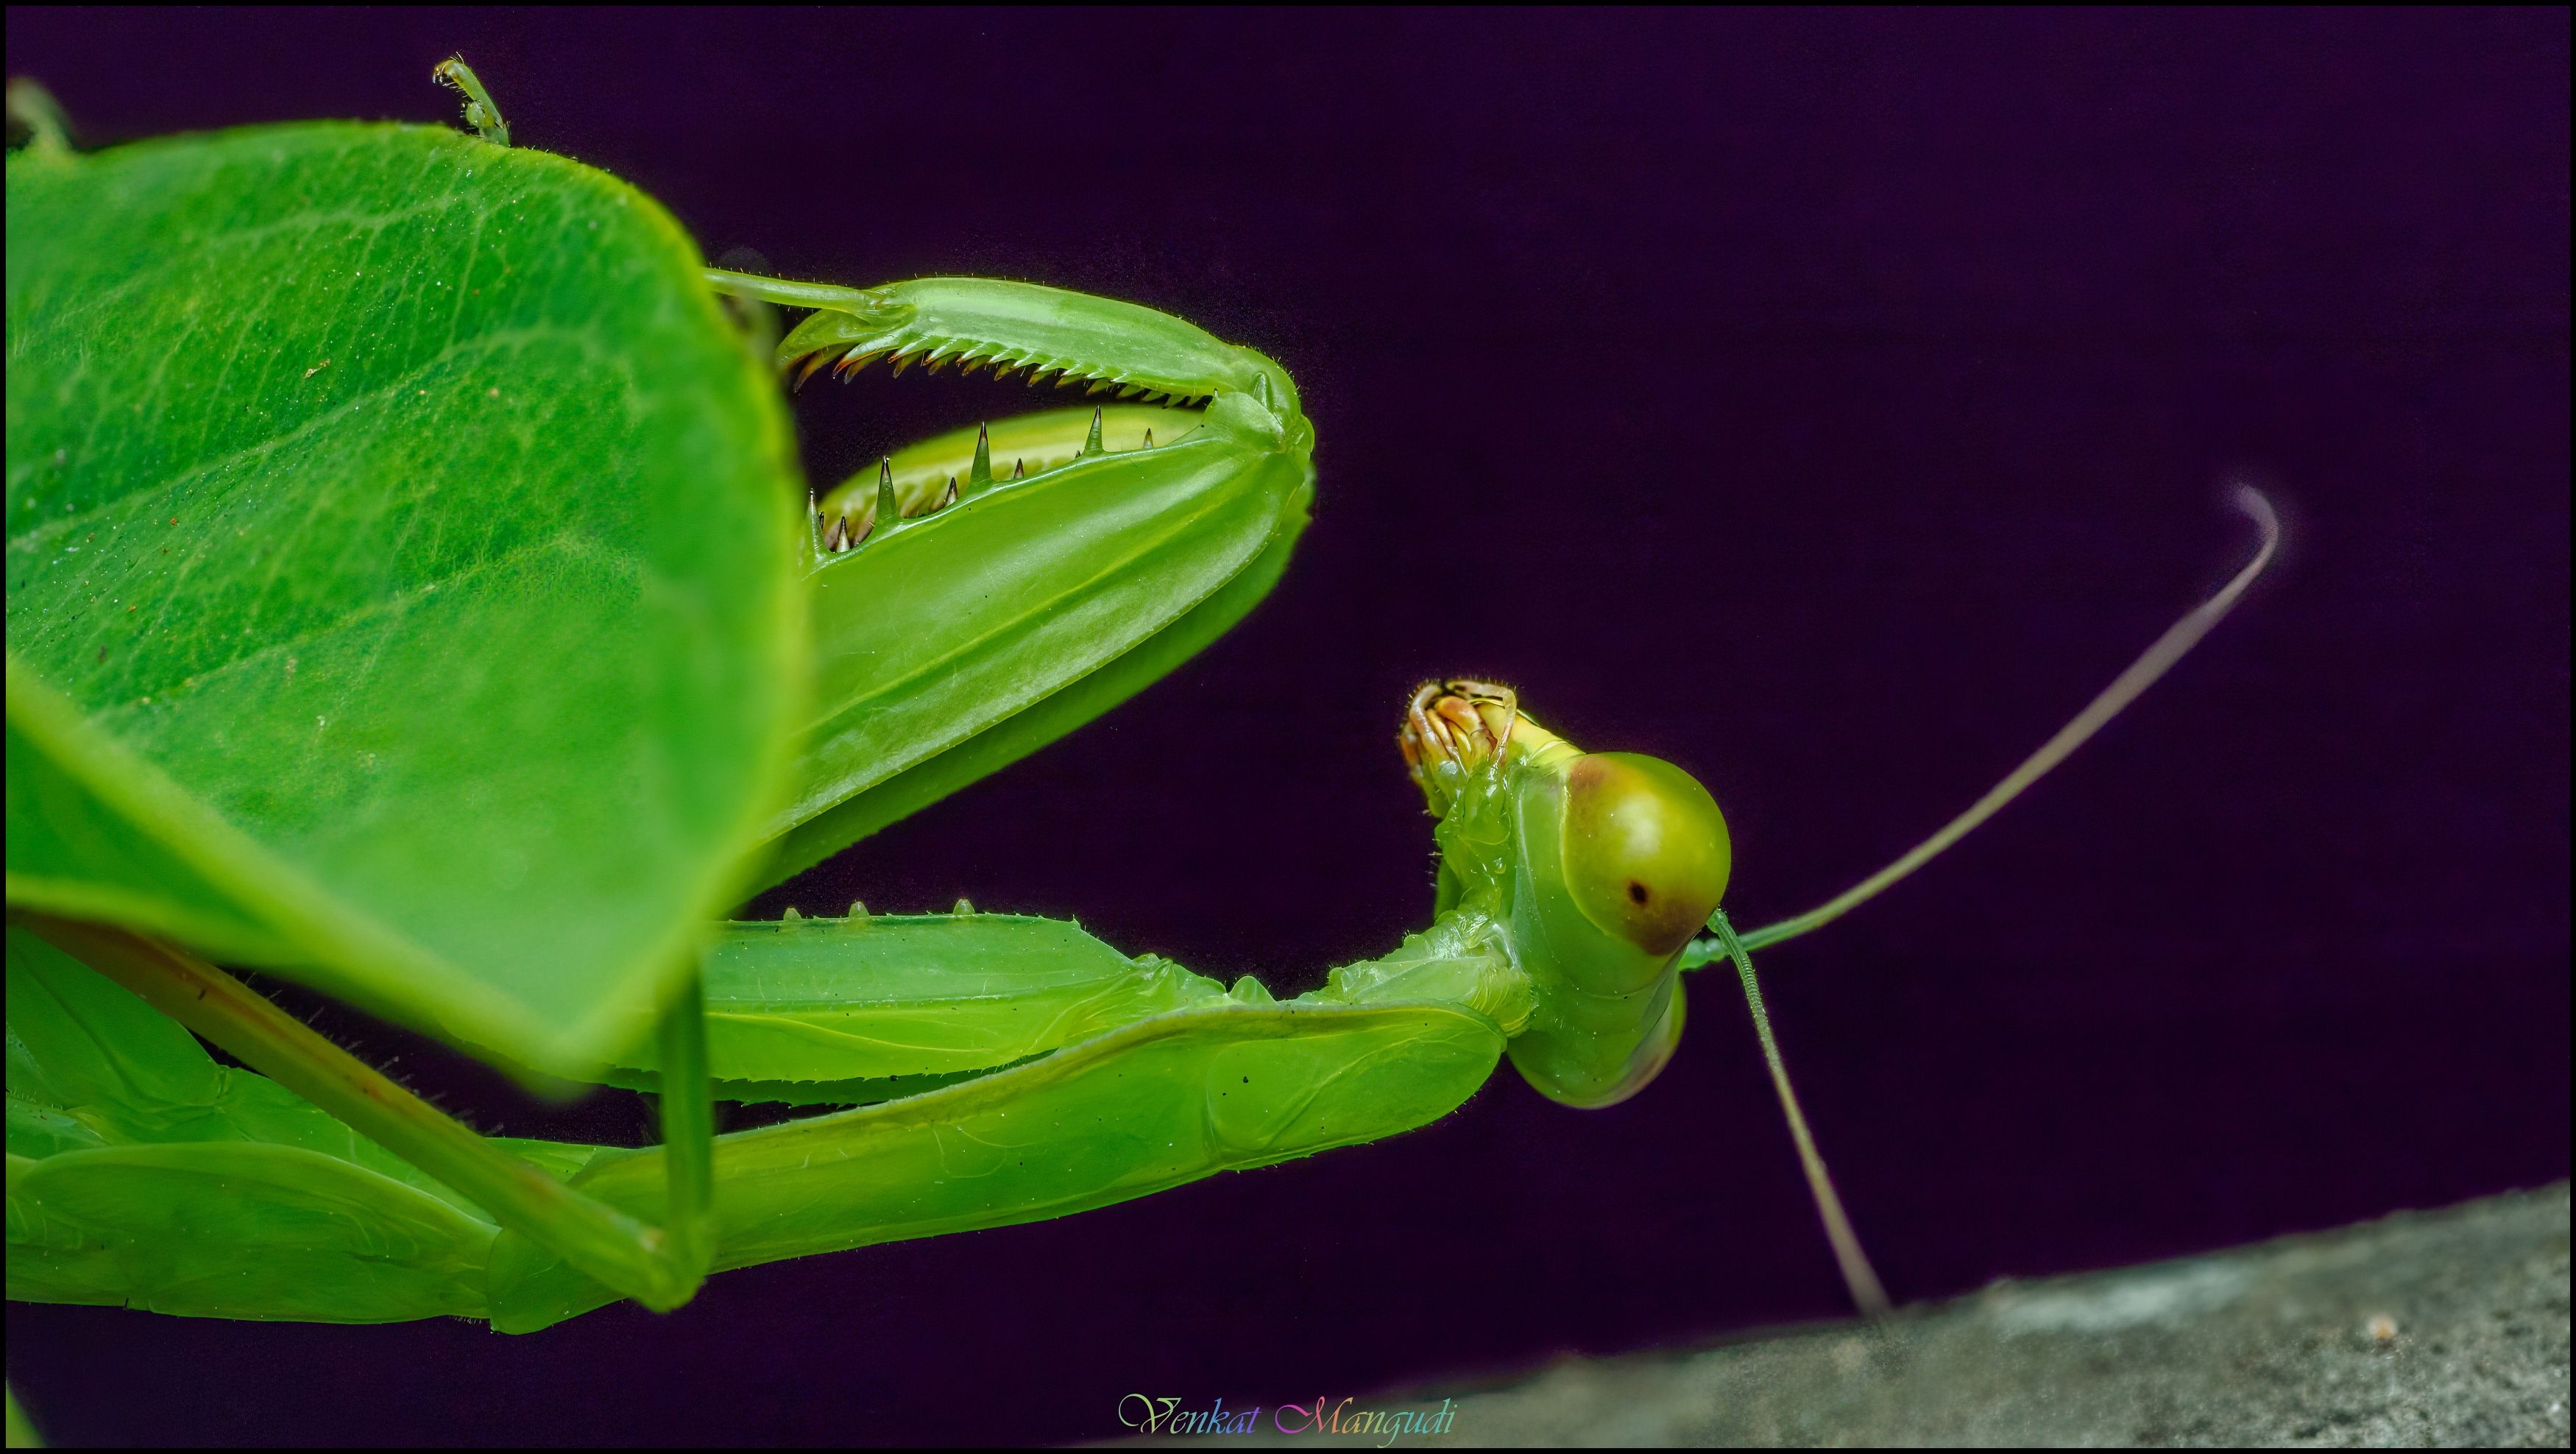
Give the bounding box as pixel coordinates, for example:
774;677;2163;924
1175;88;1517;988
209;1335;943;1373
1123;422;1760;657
1223;1184;2572;1447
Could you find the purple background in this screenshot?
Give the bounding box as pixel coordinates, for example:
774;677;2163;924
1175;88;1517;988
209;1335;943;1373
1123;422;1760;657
7;8;2567;1446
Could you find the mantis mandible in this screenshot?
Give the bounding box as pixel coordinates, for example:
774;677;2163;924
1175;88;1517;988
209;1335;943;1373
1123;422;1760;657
5;61;2277;1335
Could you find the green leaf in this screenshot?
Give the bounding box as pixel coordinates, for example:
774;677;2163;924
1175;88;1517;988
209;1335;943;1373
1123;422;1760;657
5;1380;39;1449
5;124;805;1075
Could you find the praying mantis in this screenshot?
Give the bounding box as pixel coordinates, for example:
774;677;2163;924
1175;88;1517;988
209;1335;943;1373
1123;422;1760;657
4;61;2276;1338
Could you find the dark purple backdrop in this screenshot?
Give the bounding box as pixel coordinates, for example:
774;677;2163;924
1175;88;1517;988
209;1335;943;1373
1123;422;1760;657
7;8;2567;1447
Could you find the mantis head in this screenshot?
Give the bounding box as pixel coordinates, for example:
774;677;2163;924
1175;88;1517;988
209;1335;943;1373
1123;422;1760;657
1401;681;1730;1108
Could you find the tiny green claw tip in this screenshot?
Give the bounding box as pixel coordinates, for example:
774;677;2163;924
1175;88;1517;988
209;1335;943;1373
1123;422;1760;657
963;423;994;497
432;57;510;147
5;78;74;155
871;458;900;540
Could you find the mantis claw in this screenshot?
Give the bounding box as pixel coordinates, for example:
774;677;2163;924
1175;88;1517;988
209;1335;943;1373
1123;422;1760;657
715;273;1313;876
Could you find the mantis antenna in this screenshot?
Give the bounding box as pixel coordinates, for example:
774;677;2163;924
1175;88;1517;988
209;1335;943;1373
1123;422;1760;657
1688;487;2281;1316
1708;908;1890;1313
1690;484;2281;961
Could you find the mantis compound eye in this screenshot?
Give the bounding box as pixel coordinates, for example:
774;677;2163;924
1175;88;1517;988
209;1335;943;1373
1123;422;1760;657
1558;752;1732;959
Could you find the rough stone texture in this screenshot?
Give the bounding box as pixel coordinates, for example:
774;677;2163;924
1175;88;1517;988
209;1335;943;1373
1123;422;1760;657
1262;1185;2570;1447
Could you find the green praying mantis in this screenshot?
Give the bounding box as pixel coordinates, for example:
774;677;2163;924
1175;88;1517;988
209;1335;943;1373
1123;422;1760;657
4;61;2276;1337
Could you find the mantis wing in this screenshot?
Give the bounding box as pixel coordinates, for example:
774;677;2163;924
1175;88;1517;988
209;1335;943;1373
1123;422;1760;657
8;1143;499;1323
4;925;598;1321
